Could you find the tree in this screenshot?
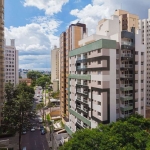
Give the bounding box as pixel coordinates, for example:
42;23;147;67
27;71;42;81
36;103;44;120
47;101;54;113
36;76;50;89
51;91;59;99
2;82;35;150
60;115;150;150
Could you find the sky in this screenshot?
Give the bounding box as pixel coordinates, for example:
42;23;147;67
4;0;150;71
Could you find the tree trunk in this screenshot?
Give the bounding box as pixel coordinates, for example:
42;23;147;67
19;130;21;150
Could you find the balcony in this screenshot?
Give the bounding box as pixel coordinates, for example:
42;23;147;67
120;84;133;91
83;99;88;104
83;81;88;85
77;81;81;85
77;57;81;60
77;97;81;101
83;55;87;59
77;119;81;125
120;74;133;79
83;91;88;95
121;41;133;46
77;104;81;109
120;64;133;69
83;123;88;128
83;107;88;113
121;53;133;58
120;94;133;101
120;104;133;111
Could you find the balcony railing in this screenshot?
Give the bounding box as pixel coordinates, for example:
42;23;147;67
120;74;133;78
83;107;88;113
83;65;87;68
83;81;88;85
77;57;81;60
77;81;81;85
77;105;81;109
83;124;88;128
121;54;133;57
121;41;133;46
83;99;88;104
120;64;133;68
83;56;87;59
120;84;133;91
120;94;133;101
83;91;88;95
77;97;81;101
77;119;81;124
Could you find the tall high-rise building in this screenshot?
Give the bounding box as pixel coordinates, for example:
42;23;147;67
60;23;87;121
0;0;4;124
4;39;19;86
114;9;139;32
65;13;146;134
51;46;59;82
139;9;150;106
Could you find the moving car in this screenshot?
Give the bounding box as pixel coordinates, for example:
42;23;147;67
40;125;44;131
41;129;46;135
31;127;35;131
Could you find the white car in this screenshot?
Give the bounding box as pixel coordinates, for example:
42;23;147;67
37;94;39;97
40;96;43;99
38;118;43;123
31;127;35;131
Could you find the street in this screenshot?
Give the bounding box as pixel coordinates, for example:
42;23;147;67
21;86;49;150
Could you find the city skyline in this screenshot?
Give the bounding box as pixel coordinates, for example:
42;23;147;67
5;0;150;71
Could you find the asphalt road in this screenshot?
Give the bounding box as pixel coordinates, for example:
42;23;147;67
21;86;49;150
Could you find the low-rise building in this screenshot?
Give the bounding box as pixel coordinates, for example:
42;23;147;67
19;78;32;86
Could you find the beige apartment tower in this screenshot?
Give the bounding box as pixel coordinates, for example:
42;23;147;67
60;23;87;121
114;9;139;32
0;0;4;124
51;46;59;83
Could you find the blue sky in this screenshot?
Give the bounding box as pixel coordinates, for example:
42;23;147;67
4;0;150;71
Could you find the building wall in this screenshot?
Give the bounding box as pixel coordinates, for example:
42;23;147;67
51;46;59;83
139;9;150;107
4;39;19;86
60;23;86;119
0;0;4;124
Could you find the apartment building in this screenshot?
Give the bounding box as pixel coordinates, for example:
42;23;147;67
51;46;59;83
65;13;146;134
139;9;150;106
60;23;87;120
0;0;4;124
4;39;19;86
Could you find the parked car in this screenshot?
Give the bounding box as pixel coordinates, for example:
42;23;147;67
38;117;43;123
22;128;26;134
41;129;46;135
31;127;35;132
37;94;39;97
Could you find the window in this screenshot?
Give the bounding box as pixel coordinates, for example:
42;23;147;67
98;112;101;116
98;101;101;105
98;91;101;95
135;51;138;55
141;52;144;55
98;81;101;85
98;60;101;64
98;49;101;53
89;52;91;55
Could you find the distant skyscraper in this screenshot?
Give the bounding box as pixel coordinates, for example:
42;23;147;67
60;23;87;121
4;39;19;86
0;0;4;125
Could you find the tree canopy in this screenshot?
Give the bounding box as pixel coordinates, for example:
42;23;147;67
60;114;150;150
2;82;35;150
27;71;42;81
36;76;50;88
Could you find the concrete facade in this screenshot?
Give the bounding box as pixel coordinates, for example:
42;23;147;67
51;46;59;83
0;0;5;124
60;23;87;119
66;13;146;133
4;39;19;86
139;9;150;109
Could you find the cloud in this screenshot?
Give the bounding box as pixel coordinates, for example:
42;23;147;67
23;0;69;15
70;0;150;35
5;16;61;70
